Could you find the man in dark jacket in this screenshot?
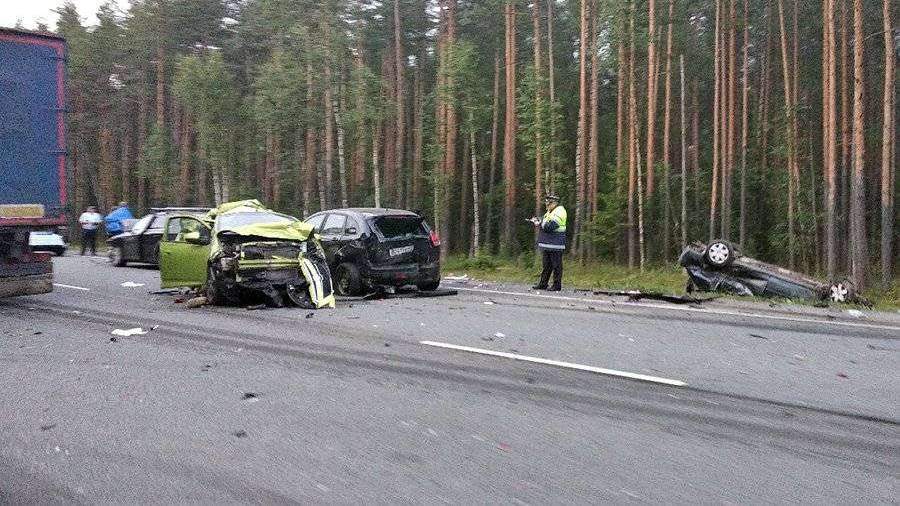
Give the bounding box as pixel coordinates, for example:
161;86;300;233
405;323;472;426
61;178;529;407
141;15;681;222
531;194;567;291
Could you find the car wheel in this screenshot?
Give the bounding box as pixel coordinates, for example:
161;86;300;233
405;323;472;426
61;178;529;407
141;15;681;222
54;247;66;257
417;279;440;291
285;284;315;308
704;239;735;268
334;262;363;296
206;265;224;306
828;279;856;303
109;246;126;267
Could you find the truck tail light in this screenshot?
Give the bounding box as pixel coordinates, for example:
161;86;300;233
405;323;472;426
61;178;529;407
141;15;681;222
429;231;441;247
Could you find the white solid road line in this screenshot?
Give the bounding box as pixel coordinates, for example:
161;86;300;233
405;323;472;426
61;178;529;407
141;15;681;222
420;340;687;387
451;285;900;333
53;283;90;291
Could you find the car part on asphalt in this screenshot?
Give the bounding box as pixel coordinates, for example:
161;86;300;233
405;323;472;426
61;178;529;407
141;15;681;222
304;208;441;296
680;241;867;305
158;200;335;309
585;289;717;305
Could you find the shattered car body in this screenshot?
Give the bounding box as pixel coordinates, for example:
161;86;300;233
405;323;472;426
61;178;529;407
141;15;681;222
159;200;335;308
679;240;858;304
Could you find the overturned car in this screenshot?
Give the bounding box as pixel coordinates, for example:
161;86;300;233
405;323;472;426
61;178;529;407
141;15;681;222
680;240;859;304
159;200;335;308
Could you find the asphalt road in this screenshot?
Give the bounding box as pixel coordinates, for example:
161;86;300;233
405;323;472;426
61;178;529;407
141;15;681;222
0;255;897;503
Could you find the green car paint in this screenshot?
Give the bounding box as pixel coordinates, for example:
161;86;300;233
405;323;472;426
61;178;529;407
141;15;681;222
158;200;335;308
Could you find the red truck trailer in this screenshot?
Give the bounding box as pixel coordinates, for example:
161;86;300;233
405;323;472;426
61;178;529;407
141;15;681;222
0;28;67;297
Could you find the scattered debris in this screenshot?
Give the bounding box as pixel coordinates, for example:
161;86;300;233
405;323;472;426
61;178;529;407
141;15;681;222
837;372;849;379
185;296;208;309
120;281;145;288
109;337;118;343
200;363;213;372
110;327;147;337
305;313;314;319
232;429;248;438
497;442;511;452
481;335;494;341
483;300;495;305
245;304;267;311
40;423;56;431
748;333;769;340
151;289;181;295
444;274;469;281
846;309;864;318
592;289;715;305
384;342;391;347
494;332;506;339
33;331;42;335
866;344;898;352
524;376;535;384
241;392;259;402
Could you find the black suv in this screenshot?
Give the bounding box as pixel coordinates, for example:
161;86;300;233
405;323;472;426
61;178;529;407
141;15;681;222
108;207;210;266
304;208;441;295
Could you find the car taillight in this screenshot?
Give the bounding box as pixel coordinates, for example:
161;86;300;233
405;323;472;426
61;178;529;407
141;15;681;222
429;230;441;247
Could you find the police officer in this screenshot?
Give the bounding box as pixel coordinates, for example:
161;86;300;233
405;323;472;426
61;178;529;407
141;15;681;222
531;194;567;291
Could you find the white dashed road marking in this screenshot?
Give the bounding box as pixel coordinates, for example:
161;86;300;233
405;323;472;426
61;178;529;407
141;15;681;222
420;340;687;387
53;283;90;291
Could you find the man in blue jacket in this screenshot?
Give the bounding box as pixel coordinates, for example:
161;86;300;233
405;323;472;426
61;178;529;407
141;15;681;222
104;201;134;236
531;194;567;291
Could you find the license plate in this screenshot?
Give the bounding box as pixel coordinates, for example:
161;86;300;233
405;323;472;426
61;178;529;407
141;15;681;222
389;245;414;257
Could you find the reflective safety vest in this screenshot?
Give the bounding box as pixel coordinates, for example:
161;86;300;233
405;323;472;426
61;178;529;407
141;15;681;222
537;205;567;250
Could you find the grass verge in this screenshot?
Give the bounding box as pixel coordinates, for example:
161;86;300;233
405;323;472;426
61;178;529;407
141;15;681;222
443;254;900;310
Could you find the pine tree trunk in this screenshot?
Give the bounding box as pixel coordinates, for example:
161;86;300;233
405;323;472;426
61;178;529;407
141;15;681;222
585;0;600;257
645;0;658;198
823;0;838;277
412;62;424;208
443;0;458;256
373;120;382;208
573;0;589;255
470;126;481;256
305;63;318;213
680;55;687;248
393;0;405;210
839;0;851;271
334;88;348;208
723;0;737;240
710;0;722;241
849;0;866;289
532;0;544;226
660;0;674;258
178;112;192;205
626;5;638;268
136;86;148;212
546;0;556;188
323;83;335;208
120;127;131;204
691;86;700;224
485;51;500;252
739;0;750;248
777;0;797;268
501;0;517;253
458;136;470;251
880;0;895;287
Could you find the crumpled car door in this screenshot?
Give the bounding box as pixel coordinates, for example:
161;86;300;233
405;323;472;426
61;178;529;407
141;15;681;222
159;216;212;289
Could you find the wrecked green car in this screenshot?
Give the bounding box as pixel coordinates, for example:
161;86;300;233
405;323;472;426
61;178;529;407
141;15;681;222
159;200;335;308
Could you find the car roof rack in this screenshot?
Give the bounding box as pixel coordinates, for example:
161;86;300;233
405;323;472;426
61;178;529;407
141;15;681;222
150;207;212;213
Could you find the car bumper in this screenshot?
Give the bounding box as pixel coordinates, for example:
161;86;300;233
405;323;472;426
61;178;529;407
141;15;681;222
363;261;440;287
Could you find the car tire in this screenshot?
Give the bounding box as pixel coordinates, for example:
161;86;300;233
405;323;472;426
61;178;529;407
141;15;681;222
109;246;126;267
704;239;735;269
828;279;856;304
417;279;440;291
334;262;363;296
285;284;315;308
206;265;224;306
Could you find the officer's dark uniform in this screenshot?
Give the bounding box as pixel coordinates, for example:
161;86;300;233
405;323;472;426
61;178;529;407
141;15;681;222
533;197;567;291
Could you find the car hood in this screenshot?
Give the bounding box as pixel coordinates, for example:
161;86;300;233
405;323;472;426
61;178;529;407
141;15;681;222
218;221;314;242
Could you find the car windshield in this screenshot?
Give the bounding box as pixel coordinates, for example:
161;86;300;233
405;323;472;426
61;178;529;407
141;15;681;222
371;215;428;240
217;212;295;230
